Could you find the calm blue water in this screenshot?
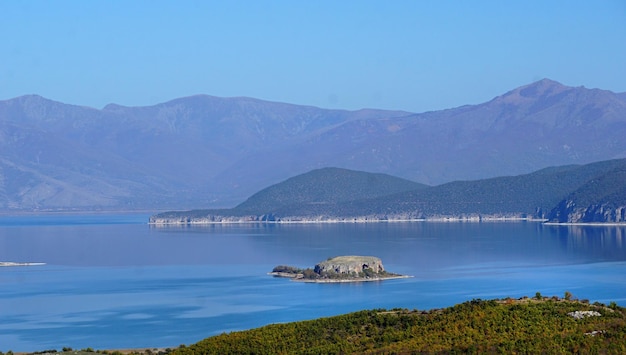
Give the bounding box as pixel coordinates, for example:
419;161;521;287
1;215;625;351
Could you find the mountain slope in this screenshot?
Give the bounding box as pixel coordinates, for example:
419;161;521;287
235;167;427;212
151;167;427;222
548;166;626;223
0;95;406;210
313;79;626;182
208;79;626;191
325;158;626;220
2;79;626;211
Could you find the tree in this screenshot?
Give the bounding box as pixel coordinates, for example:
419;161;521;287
302;268;318;279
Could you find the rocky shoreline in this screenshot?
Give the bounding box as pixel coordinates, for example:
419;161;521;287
150;215;545;225
150;212;626;226
268;271;411;283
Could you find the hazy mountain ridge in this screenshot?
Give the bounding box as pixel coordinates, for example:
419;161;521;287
0;95;407;210
224;79;626;188
151;159;626;223
2;79;626;211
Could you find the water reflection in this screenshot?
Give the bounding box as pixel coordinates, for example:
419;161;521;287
150;221;626;269
549;225;626;261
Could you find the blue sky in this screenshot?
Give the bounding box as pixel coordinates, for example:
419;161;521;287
1;1;625;113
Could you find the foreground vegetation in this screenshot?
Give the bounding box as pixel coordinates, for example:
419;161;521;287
13;295;626;354
170;297;625;354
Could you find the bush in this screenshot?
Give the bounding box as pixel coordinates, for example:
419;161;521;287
302;268;318;279
272;265;302;273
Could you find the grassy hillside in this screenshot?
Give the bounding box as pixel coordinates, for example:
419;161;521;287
171;297;626;354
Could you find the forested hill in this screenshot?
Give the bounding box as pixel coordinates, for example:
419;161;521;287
548;165;626;223
151;167;426;222
150;158;626;223
169;298;626;354
235;167;427;213
324;158;626;221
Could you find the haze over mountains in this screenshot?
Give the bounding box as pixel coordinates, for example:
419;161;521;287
1;79;625;211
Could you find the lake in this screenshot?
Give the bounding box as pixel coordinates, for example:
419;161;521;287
1;214;625;351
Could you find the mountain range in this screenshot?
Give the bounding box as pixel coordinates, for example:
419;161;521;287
1;79;625;211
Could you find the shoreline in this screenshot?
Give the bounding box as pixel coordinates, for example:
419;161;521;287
295;275;413;283
268;272;412;283
150;218;626;226
150;217;548;225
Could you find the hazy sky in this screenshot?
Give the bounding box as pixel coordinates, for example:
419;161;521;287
2;1;625;113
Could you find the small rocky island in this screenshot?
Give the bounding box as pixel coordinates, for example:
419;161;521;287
0;261;46;267
269;256;409;283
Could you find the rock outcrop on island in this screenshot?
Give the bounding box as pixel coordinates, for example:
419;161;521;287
270;256;407;283
314;256;385;275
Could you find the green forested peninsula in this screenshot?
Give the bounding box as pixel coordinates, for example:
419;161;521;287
151;159;626;224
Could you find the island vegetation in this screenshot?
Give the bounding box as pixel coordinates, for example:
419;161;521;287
13;295;625;354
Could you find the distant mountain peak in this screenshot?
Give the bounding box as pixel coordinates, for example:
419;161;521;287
519;78;568;95
4;94;99;112
493;78;569;104
102;103;127;111
528;78;563;87
10;94;54;105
